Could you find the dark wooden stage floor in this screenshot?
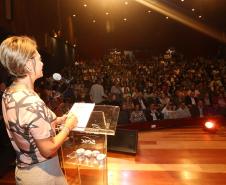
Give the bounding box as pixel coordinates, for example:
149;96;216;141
1;126;226;185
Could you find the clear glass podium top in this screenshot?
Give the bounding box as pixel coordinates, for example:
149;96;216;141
73;105;120;136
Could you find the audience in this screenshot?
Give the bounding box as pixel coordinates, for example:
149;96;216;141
1;48;226;123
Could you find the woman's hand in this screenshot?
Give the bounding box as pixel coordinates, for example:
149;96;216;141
57;114;67;124
64;113;78;131
51;114;67;130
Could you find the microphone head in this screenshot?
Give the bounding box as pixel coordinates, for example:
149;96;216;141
52;73;62;81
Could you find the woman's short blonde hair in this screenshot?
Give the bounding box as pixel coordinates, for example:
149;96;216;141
0;36;37;78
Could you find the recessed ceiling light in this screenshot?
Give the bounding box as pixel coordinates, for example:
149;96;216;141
83;4;87;7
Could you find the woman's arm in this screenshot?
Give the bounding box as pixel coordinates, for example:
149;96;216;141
35;114;77;158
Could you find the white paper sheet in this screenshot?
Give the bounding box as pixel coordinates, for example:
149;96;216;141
69;103;95;131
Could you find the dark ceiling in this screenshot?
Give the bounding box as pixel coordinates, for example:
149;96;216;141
2;0;226;58
59;0;226;58
65;0;226;28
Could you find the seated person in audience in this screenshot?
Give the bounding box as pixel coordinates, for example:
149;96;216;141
133;91;147;110
146;103;163;121
172;88;185;107
161;102;177;119
122;86;132;99
175;102;191;119
189;84;200;97
110;80;123;103
189;99;208;118
129;103;147;123
108;93;121;106
159;92;170;107
122;96;135;112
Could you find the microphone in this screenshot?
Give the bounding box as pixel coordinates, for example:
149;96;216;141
52;73;62;81
52;73;73;84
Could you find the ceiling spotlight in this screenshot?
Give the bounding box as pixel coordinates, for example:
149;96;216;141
198;15;202;19
106;12;109;15
72;14;76;17
148;10;152;13
166;16;169;19
123;18;127;22
92;19;96;23
125;1;128;5
192;8;195;12
181;0;184;2
83;4;87;7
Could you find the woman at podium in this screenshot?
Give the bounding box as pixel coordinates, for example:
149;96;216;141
0;36;77;185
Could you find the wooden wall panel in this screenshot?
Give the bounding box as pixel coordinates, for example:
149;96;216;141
0;0;59;48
